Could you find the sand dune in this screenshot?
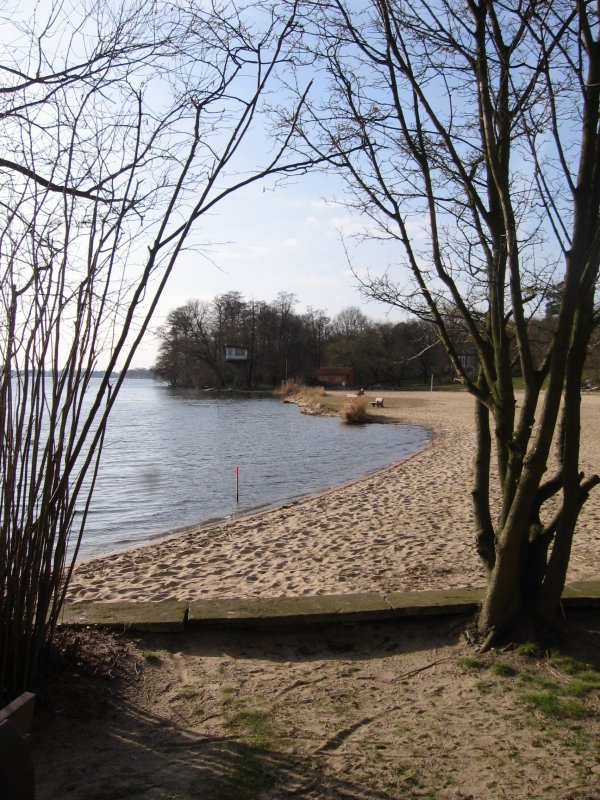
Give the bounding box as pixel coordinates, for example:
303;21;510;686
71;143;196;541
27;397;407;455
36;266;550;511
66;391;600;603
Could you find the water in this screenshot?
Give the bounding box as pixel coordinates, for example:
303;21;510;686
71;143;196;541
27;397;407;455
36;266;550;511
78;380;429;559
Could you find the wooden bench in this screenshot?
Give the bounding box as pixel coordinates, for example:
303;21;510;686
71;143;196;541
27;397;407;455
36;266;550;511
0;692;35;800
370;397;384;407
0;692;35;744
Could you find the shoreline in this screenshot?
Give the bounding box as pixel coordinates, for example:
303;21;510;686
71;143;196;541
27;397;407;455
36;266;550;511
74;416;433;566
82;428;433;566
66;390;600;604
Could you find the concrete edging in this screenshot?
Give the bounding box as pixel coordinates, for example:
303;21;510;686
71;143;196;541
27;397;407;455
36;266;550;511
58;581;599;633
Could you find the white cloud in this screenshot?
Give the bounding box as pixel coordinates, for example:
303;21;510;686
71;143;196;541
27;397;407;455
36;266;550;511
282;238;300;249
328;215;379;236
303;215;319;227
217;244;273;261
310;199;336;210
249;245;273;255
290;273;338;288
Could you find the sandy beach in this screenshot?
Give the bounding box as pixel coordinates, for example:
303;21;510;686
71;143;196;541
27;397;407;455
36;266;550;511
38;390;600;800
66;390;600;603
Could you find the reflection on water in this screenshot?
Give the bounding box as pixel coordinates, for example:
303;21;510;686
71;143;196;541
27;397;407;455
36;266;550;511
78;380;429;558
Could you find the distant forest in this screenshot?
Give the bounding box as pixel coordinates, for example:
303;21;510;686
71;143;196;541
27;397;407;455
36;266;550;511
154;291;600;390
154;290;469;389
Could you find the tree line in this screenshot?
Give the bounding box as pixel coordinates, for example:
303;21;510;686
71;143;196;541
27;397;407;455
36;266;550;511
155;290;600;391
153;291;456;389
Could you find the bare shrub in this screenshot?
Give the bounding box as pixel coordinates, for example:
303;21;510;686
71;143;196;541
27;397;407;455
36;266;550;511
0;0;312;701
277;380;302;397
298;386;327;403
340;396;369;424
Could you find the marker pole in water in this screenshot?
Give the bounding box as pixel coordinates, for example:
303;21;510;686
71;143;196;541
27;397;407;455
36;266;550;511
236;465;239;503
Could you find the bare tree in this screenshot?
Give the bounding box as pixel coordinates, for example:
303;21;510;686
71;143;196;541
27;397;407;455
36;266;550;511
0;0;314;699
292;0;600;642
302;306;331;370
155;301;220;387
331;306;371;338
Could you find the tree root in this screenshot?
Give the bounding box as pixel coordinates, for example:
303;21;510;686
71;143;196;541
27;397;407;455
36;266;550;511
478;628;497;653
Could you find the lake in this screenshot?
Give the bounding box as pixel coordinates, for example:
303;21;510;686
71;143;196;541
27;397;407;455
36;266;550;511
77;380;429;559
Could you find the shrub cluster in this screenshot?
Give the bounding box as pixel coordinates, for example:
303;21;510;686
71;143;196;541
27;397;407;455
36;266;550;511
277;379;301;397
340;395;369;424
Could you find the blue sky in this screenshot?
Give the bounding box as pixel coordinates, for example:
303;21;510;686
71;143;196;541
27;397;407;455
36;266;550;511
1;0;413;372
133;169;408;368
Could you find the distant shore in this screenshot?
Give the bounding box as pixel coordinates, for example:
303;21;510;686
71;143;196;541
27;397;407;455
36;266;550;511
66;390;600;603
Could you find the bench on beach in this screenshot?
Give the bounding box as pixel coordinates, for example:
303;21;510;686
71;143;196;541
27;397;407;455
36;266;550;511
371;397;384;408
0;692;36;800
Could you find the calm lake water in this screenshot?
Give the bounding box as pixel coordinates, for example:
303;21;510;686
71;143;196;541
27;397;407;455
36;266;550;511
78;380;429;559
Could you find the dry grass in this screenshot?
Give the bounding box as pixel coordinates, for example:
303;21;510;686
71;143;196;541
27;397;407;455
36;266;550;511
277;381;327;414
277;381;325;400
340;395;369;423
298;386;327;403
279;385;373;421
276;379;302;397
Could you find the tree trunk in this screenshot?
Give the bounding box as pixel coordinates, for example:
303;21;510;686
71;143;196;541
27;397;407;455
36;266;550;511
472;391;495;571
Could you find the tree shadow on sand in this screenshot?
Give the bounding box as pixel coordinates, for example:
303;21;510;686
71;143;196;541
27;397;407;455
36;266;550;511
34;690;402;800
32;612;600;799
33;617;471;799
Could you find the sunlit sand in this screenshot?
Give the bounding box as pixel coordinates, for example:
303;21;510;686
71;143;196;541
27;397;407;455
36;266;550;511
66;391;600;603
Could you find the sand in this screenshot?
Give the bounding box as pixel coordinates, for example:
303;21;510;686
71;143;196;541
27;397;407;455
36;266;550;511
34;612;600;800
66;390;600;603
36;390;600;800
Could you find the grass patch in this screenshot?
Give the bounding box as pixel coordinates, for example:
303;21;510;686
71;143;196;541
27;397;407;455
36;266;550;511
457;656;486;670
491;660;518;677
548;654;599;679
456;646;599;733
564;726;595;755
515;642;541;659
461;647;599;725
516;654;599;719
223;691;277;749
141;650;161;665
219;692;280;799
519;690;590;719
226;706;274;747
518;673;559;691
561;681;598;699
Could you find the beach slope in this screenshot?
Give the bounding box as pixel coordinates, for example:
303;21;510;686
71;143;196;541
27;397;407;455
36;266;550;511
66;391;600;603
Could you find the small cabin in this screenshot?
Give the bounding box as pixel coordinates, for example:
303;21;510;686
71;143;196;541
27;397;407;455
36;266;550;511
224;346;249;362
457;348;478;375
314;366;357;388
